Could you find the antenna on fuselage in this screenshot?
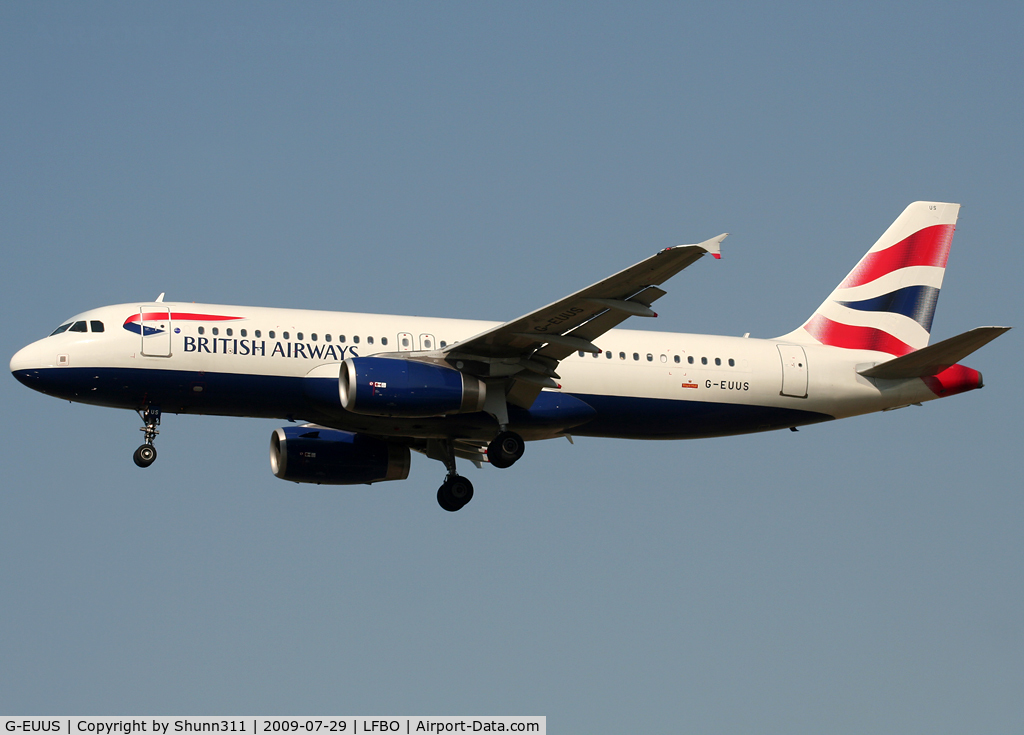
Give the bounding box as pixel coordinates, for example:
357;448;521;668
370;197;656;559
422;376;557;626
155;293;165;302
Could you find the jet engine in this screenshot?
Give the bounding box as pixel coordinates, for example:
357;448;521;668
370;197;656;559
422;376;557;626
339;356;486;418
270;426;410;485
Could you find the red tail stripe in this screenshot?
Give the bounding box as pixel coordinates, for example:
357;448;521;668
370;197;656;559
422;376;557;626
804;314;914;356
839;224;954;289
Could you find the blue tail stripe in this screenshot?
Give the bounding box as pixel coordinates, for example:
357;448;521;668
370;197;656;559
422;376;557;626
838;285;940;332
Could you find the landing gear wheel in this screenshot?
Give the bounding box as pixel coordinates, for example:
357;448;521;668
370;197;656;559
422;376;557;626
437;475;474;512
487;430;525;469
133;444;157;468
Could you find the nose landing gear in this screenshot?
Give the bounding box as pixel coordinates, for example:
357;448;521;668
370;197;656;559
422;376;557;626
133;406;161;468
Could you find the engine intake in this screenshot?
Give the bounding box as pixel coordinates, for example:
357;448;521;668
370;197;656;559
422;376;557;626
270;426;410;485
339;356;486;418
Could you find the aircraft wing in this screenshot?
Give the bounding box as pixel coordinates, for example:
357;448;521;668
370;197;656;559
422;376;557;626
442;234;726;403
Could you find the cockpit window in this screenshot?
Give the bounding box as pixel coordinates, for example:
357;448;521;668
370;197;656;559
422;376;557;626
49;323;72;336
69;321;88;332
90;321;104;333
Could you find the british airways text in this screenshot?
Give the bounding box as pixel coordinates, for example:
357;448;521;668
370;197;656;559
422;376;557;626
183;337;360;360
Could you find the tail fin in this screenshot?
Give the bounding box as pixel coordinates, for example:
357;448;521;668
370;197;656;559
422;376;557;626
778;201;960;356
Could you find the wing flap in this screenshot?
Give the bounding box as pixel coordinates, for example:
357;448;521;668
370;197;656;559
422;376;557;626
533;287;668;361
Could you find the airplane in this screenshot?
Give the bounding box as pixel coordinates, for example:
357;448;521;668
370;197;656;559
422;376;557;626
10;201;1010;511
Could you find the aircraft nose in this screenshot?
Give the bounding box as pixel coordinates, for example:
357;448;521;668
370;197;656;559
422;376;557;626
11;343;33;372
10;340;50;388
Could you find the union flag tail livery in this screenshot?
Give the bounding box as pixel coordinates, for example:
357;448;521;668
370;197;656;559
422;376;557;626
781;201;959;355
10;201;1010;511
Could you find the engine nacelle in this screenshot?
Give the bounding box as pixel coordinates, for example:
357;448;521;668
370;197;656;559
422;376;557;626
270;426;410;485
339;356;486;418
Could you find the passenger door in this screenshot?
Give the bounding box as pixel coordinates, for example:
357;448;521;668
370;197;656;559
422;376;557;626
777;344;808;398
140;307;172;357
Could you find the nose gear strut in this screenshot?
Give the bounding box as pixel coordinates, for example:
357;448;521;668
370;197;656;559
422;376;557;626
133;406;161;468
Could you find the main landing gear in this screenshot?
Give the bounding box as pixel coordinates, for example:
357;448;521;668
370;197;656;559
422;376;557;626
486;430;525;469
437;474;474;512
428;430;525;512
427;438;474;512
133;406;161;468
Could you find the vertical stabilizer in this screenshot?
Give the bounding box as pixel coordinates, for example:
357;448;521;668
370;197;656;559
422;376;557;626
778;201;960;355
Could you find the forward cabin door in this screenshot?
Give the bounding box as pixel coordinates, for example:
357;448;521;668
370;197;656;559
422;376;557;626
397;332;414;352
777;344;808;398
140;307;172;357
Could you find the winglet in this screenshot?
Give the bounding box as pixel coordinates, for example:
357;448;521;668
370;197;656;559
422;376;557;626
701;233;728;259
661;233;727;259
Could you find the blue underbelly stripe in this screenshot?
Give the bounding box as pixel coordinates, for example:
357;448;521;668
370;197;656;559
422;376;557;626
12;367;834;439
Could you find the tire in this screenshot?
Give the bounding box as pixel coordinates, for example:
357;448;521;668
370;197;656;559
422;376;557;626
437;483;459;512
448;476;474;505
437;476;474;511
133;444;157;468
487;431;525;469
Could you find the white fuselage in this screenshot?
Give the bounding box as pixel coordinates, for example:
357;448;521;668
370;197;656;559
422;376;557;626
11;301;944;442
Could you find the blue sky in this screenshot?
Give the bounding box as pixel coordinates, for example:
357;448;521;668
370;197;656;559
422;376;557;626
2;3;1021;731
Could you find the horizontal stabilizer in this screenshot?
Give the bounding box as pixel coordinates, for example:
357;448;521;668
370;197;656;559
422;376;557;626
858;326;1011;379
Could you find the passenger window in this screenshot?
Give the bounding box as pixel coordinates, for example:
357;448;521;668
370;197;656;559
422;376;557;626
311;333;317;341
578;351;585;357
226;328;233;337
198;326;205;335
49;323;72;336
241;329;247;337
660;354;667;363
368;336;375;345
269;331;275;339
404;338;411;348
69;321;87;332
605;351;612;359
297;332;304;341
646;353;653;362
619;352;626;360
728;358;735;367
212;327;219;336
283;332;290;340
90;321;104;333
255;330;262;338
339;335;346;343
421;338;428;348
715;358;721;366
688;356;694;364
673;355;680;364
439;340;445;348
325;334;331;342
701;357;708;365
382;337;388;346
353;335;360;344
633;353;639;361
